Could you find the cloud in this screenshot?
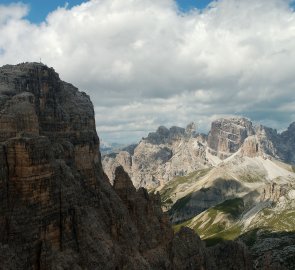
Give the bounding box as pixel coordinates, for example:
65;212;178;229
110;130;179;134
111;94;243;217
1;0;295;143
0;2;29;24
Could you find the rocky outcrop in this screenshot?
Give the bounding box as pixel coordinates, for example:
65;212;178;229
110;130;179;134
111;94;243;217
208;240;253;270
103;150;133;184
207;118;254;159
103;117;295;190
0;63;252;269
279;122;295;164
171;227;252;270
254;125;281;159
240;136;261;158
103;124;210;189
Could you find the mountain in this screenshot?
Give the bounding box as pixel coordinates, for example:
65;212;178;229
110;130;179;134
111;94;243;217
103;122;210;189
100;141;132;156
164;152;295;269
0;63;252;269
159;131;295;269
103;117;295;269
103;117;295;190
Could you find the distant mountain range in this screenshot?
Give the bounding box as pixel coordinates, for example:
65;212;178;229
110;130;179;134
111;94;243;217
103;117;295;189
102;117;295;269
100;141;127;155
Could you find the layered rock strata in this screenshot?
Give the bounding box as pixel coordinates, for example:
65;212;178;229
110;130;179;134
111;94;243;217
207;118;255;159
103;117;295;190
103;125;209;189
0;63;252;269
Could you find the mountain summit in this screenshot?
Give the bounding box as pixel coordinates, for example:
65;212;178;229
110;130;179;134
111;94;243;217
102;115;295;269
103;117;295;189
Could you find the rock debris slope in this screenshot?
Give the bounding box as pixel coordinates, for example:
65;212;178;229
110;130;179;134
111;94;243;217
103;114;295;269
159;129;295;269
0;63;252;269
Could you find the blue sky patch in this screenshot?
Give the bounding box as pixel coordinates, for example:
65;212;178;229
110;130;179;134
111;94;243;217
176;0;213;12
1;0;214;23
0;0;87;23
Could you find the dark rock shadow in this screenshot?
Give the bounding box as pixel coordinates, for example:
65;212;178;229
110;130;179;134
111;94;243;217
169;178;251;223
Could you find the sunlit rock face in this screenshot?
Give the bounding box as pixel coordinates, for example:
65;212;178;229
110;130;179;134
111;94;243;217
103;123;210;189
104;115;295;191
207;118;255;159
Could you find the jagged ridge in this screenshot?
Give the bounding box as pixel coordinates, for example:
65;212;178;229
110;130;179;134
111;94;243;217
103;117;295;189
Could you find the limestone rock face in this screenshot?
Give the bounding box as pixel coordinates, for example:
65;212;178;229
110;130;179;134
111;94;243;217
103;151;132;184
103;125;210;189
170;227;210;269
104;117;295;190
207;118;254;159
240;136;261;158
280;122;295;164
254;125;281;159
0;63;252;269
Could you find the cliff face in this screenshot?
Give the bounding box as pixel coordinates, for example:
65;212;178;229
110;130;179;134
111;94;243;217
103;124;209;189
103;117;295;190
207;118;255;159
0;63;252;269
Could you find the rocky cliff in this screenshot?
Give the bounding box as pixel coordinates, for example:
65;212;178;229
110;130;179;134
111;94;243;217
103;124;210;189
103;117;295;190
207;118;255;159
0;63;252;269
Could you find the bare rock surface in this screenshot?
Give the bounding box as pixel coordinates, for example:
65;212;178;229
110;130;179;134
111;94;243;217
103;124;210;189
103;116;295;191
0;63;252;270
207;118;255;159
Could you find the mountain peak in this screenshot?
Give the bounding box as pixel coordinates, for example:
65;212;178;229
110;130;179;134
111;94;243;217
145;124;194;144
207;117;254;159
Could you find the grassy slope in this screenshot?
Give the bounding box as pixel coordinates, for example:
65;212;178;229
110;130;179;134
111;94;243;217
165;164;295;247
173;198;244;245
160;168;212;208
173;198;295;246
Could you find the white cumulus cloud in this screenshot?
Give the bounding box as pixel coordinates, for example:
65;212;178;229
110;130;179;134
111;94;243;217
1;0;295;143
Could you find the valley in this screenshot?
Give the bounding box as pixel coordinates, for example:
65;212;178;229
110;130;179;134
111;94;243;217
103;117;295;269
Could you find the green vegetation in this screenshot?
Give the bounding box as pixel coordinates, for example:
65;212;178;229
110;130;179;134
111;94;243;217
213;198;244;218
173;218;193;233
160;168;212;207
204;225;243;246
169;193;192;213
258;209;295;231
239;172;265;183
160;168;211;202
169;177;243;217
172;194;295;249
172;198;244;245
166;165;295;250
292;165;295;173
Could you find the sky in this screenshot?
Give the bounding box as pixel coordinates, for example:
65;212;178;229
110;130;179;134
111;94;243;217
0;0;295;144
0;1;214;23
